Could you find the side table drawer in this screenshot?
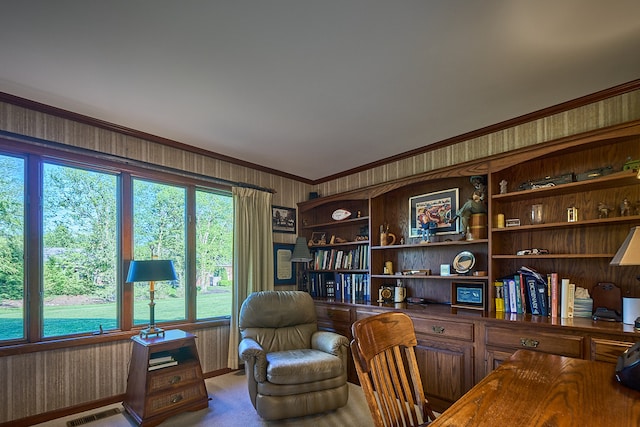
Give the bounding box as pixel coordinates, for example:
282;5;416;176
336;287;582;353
149;364;200;392
486;326;583;358
147;383;207;417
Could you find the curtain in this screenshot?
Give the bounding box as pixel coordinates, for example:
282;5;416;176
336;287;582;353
228;186;274;369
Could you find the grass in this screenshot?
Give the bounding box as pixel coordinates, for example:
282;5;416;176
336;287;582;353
0;290;232;341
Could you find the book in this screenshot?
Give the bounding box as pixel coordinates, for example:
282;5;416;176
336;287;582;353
518;266;548;316
494;280;505;312
148;360;178;371
567;283;575;319
507;278;518;313
502;278;511;313
526;276;541;315
149;355;174;365
550;273;559;318
561;278;571;318
513;275;523;314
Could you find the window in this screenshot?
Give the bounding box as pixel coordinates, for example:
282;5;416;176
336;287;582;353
0;154;25;341
195;189;233;319
42;163;118;337
132;178;186;325
0;140;233;347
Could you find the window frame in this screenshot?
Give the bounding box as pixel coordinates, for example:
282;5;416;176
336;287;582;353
0;137;233;354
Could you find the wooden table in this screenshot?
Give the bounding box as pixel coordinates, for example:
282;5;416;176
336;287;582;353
430;350;640;427
123;329;209;426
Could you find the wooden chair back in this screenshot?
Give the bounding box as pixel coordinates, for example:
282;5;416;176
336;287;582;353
351;312;436;427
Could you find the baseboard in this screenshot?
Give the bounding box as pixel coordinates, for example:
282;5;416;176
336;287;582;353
0;394;125;427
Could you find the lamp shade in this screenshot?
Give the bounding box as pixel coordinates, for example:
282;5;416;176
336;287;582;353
126;259;177;282
611;227;640;266
290;237;312;262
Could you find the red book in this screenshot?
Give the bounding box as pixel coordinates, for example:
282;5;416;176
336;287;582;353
550;273;559;318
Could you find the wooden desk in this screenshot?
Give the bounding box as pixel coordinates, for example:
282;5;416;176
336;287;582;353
431;350;640;427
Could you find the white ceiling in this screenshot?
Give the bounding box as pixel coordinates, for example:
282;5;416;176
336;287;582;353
1;1;639;181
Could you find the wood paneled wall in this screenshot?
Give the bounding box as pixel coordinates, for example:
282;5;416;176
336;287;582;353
0;87;639;423
315;89;640;197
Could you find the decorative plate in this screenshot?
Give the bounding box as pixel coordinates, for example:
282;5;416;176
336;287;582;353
331;209;352;221
453;251;475;274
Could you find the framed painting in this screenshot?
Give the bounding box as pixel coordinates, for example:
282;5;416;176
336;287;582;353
273;243;296;285
409;188;459;237
272;205;296;234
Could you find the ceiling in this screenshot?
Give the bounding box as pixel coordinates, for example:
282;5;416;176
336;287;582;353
1;1;639;181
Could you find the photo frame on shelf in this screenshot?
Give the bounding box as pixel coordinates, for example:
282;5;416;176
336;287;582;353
409;188;459;237
272;205;296;234
451;281;486;310
273;243;296;285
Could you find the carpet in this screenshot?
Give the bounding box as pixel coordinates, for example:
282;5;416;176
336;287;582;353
36;370;374;427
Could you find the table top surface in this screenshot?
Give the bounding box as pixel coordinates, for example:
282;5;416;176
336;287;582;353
430;349;640;427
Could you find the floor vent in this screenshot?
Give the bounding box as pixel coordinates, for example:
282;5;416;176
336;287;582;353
66;408;121;427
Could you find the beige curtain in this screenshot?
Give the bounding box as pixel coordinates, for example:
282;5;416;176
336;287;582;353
228;186;274;369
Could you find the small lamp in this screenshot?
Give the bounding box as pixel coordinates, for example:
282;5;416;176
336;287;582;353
126;259;177;338
290;237;312;291
611;227;640;325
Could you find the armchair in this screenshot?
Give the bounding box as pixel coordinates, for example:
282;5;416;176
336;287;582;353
238;290;349;420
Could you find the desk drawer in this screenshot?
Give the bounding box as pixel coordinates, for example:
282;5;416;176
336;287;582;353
591;338;634;364
315;305;351;324
412;317;474;341
486;326;583;358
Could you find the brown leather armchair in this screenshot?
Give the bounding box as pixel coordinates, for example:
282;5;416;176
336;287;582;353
238;290;349;420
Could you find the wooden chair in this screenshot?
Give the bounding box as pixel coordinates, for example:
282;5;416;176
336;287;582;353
351;312;436;427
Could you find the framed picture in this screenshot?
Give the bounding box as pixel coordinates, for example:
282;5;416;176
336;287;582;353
273;243;296;285
409;188;459;237
451;281;486;310
272;205;296;234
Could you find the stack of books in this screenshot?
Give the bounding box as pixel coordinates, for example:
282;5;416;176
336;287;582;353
148;354;178;371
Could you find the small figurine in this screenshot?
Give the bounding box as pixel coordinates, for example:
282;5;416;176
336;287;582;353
499;180;508;194
621;198;632;216
597;202;611;219
451;190;487;231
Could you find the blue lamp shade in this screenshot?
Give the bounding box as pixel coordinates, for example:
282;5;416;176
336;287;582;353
126;260;177;283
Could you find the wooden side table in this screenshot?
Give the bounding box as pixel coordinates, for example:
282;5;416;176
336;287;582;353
123;329;209;427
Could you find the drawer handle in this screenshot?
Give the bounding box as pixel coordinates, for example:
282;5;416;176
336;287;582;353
169;375;182;385
520;338;539;348
432;326;445;334
171;394;184;404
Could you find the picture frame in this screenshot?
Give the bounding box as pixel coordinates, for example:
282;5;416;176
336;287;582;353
272;205;296;234
451;281;486;310
409;188;459;237
273;243;296;285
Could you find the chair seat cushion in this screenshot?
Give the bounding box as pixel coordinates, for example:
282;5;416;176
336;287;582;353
266;349;343;385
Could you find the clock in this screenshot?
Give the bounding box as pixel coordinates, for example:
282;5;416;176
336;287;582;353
378;286;394;303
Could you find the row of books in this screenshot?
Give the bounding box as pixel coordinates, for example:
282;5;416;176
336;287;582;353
309;273;370;303
312;245;369;271
494;266;578;318
148;353;178;371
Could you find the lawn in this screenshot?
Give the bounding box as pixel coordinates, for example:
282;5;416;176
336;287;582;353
0;290;231;340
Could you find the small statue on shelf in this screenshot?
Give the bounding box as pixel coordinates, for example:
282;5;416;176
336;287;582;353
620;198;632;216
450;176;488;232
499;180;508;194
597;202;611;219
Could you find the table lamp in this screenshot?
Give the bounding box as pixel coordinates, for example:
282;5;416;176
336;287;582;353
290;237;312;291
610;227;640;324
126;259;177;338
